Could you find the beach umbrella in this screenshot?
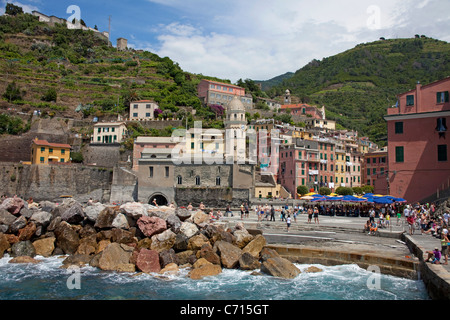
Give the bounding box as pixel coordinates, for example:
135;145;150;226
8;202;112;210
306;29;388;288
372;196;393;204
300;196;314;200
325;196;343;201
384;196;407;203
342;195;367;202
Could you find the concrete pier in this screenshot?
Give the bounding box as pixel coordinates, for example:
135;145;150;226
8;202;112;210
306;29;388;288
217;211;450;299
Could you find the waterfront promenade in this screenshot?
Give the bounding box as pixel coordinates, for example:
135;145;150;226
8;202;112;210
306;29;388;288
219;211;450;275
217;210;450;299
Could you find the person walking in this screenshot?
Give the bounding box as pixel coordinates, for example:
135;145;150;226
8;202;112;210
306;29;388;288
441;229;449;265
307;206;313;224
313;206;320;224
270;205;275;222
286;215;291;232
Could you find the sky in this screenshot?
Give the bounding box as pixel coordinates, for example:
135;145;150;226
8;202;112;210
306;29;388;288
1;0;450;83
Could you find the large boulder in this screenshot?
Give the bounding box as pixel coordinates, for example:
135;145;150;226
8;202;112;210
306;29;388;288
150;229;176;252
173;233;189;252
76;234;97;255
0;208;17;226
196;243;221;265
159;248;179;268
137;216;167;238
94;207;117;229
9;216;27;234
205;225;235;245
187;233;209;251
189;210;210;227
61;202;86;225
98;243;134;272
8;256;40;264
0;233;10;258
54;221;80;254
120;202;147;219
39;201;56;213
51;199;77;218
135;248;161;273
179;221;198;239
242;234;267;258
30;210;53;228
261;257;301;279
84;203;105;222
18;222;36;241
10;240;36;258
214;240;242;269
233;228;254;249
166;214;182;233
189;260;222;280
112;213;130;230
0;197;24;215
239;252;261;270
176;208;191;221
32;237;55;257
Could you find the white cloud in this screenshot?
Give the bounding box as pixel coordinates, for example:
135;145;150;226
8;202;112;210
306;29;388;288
0;0;39;14
140;0;449;82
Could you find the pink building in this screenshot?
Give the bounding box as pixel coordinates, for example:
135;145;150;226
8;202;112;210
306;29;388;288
280;104;323;119
385;77;450;203
197;79;253;109
362;149;388;194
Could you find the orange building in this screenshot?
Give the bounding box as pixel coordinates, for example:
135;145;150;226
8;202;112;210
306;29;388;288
31;138;71;164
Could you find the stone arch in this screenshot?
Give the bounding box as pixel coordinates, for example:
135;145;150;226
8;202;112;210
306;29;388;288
149;193;169;206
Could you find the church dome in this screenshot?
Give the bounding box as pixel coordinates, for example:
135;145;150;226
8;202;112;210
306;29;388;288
227;96;245;112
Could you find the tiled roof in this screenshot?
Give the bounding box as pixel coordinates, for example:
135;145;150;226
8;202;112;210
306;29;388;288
33;139;71;149
281;104;312;109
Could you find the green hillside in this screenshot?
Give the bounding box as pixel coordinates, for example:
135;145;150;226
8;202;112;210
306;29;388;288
263;37;450;146
0;11;229;133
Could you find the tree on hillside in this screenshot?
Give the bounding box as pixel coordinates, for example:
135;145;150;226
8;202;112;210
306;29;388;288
5;3;23;16
3;81;23;102
41;88;57;102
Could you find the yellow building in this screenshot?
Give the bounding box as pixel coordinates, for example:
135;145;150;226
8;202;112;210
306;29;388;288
31;138;71;164
334;147;346;188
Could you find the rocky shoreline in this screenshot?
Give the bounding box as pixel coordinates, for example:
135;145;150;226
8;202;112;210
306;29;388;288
0;197;309;280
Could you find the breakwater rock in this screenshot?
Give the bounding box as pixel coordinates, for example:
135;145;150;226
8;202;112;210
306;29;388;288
0;197;301;279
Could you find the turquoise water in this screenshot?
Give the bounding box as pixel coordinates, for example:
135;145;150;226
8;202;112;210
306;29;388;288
0;255;429;300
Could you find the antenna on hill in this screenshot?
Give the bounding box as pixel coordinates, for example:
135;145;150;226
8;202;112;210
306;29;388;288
108;15;111;42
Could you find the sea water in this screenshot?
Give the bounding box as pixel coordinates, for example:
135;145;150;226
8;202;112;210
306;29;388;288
0;255;429;300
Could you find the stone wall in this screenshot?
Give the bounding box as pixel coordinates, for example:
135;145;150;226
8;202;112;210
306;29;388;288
0;163;112;203
110;163;138;204
175;187;250;208
83;144;132;168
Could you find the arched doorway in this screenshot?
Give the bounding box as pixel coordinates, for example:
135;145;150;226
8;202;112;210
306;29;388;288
149;193;168;206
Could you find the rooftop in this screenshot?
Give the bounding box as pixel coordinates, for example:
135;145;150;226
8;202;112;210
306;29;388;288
32;139;71;149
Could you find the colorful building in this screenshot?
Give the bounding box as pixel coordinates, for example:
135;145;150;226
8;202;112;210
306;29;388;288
91;122;127;144
31;138;71;165
362;148;388;194
385;77;450;203
197;79;253;110
129;100;159;121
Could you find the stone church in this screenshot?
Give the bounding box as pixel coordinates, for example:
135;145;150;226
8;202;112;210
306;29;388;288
134;96;255;208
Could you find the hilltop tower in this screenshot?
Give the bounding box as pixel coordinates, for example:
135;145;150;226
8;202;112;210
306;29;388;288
284;89;291;105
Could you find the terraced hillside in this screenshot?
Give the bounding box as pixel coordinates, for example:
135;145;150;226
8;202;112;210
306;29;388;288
0;12;226;124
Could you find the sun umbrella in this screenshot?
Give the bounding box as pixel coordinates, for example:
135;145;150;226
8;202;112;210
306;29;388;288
342;195;367;202
372;196;393;204
325;196;343;201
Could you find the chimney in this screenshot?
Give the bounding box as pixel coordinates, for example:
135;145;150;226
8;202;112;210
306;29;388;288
416;81;421;113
